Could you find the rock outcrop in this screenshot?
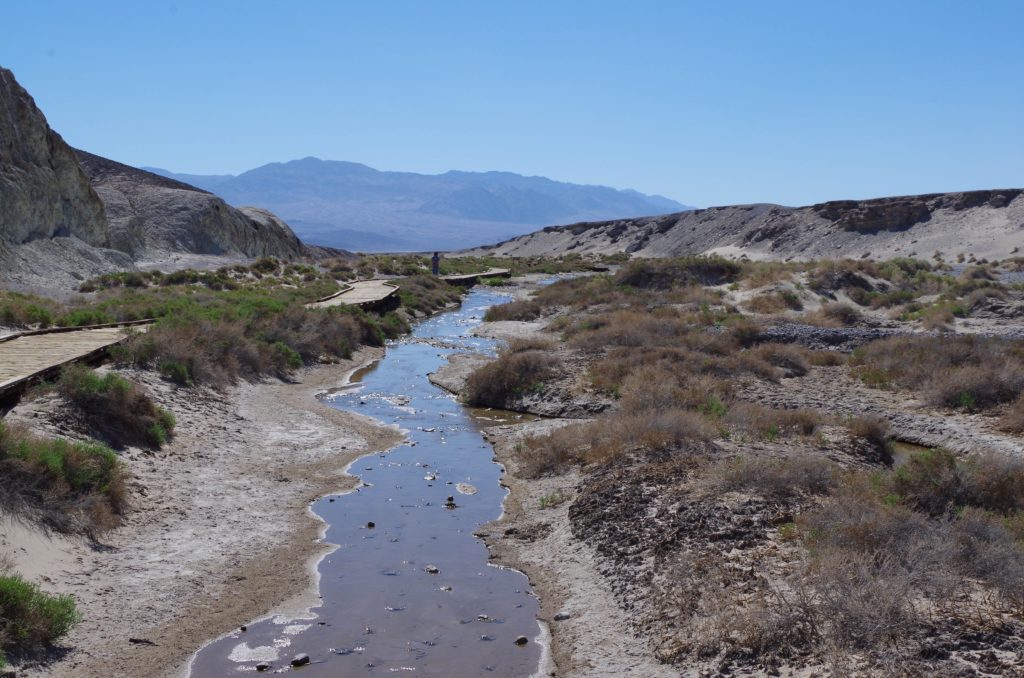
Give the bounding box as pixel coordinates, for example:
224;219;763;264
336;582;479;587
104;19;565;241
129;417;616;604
0;67;108;248
75;150;305;261
0;66;316;292
468;189;1024;262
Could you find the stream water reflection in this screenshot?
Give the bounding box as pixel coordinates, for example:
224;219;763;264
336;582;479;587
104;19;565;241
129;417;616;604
189;288;543;677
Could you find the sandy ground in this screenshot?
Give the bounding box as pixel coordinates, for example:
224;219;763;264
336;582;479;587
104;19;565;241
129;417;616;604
0;347;403;678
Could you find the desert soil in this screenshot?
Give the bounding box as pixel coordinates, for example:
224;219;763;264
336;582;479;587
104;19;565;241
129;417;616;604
0;347;404;678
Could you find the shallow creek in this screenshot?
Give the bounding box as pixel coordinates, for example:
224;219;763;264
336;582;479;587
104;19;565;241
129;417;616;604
189;288;543;676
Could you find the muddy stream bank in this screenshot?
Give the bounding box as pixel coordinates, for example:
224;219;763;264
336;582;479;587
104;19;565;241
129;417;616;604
188;288;545;677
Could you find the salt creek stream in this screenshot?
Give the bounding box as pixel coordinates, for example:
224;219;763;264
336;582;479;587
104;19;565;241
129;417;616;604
189;288;544;676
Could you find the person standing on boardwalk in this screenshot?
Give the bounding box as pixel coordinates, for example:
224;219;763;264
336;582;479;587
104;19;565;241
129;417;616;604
431;252;441;275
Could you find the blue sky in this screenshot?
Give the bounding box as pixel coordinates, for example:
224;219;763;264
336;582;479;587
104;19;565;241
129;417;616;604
4;1;1023;207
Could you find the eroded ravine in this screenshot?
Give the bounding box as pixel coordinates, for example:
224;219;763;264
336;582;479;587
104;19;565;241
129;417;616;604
188;288;543;676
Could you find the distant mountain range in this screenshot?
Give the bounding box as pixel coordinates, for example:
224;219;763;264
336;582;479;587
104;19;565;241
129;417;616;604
144;158;691;252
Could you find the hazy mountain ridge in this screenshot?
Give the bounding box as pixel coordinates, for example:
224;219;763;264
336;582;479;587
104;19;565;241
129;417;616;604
146;158;691;251
468;189;1024;262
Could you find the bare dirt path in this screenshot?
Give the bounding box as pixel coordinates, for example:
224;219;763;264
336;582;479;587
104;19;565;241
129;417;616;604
1;348;404;678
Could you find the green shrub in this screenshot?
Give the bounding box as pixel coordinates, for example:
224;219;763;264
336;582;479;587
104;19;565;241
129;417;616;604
58;365;175;449
273;341;302;370
159;361;191;386
0;421;126;533
0;574;81;660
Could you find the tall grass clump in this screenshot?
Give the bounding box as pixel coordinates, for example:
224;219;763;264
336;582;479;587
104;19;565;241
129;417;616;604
0;422;126;534
0;569;81;666
58;365;175;449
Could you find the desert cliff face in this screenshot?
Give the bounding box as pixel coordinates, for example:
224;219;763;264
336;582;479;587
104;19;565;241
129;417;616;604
0;67;108;248
0;66;309;292
470;189;1024;261
75;150;306;261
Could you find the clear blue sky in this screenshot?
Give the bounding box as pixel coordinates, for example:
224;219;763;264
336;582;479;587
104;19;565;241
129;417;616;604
4;1;1023;207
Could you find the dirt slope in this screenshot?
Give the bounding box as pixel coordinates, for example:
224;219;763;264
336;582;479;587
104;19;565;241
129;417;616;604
468;189;1024;261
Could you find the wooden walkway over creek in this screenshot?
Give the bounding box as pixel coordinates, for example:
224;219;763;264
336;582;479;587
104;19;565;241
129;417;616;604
0;323;150;403
0;270;508;404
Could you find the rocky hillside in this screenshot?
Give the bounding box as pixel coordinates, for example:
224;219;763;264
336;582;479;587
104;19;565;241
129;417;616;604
470;190;1024;261
0;67;133;291
148;158;691;252
75;150;305;262
0;66;311;292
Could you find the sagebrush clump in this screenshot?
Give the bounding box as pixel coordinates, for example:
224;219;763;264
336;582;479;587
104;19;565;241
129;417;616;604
58;365;175;449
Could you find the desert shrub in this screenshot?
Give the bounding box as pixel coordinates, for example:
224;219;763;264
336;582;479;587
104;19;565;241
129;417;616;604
0;292;58;329
740;261;800;288
743;290;802;314
679;425;1024;669
713;454;838;498
588;409;716;463
618;365;730;414
964;286;1007;312
463;349;560;408
725;402;823;439
819;302;861;326
614;255;742;289
888;449;1024;517
120;303;385;387
846;415;891;455
251;257;280;273
742;293;789;314
567;309;694;351
0;574;81;664
917;304;955;330
517;423;590;477
851;335;1024;411
998;394;1024;432
484;299;543;321
58;365;175;449
726;317;762;347
516;408;715;475
889;448;966;516
0;421;126;534
805;349;845;366
751;343;809;377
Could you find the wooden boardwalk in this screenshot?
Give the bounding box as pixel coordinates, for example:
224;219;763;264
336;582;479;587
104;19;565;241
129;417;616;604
0;324;148;401
0;271;503;405
309;280;400;309
440;268;511;284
